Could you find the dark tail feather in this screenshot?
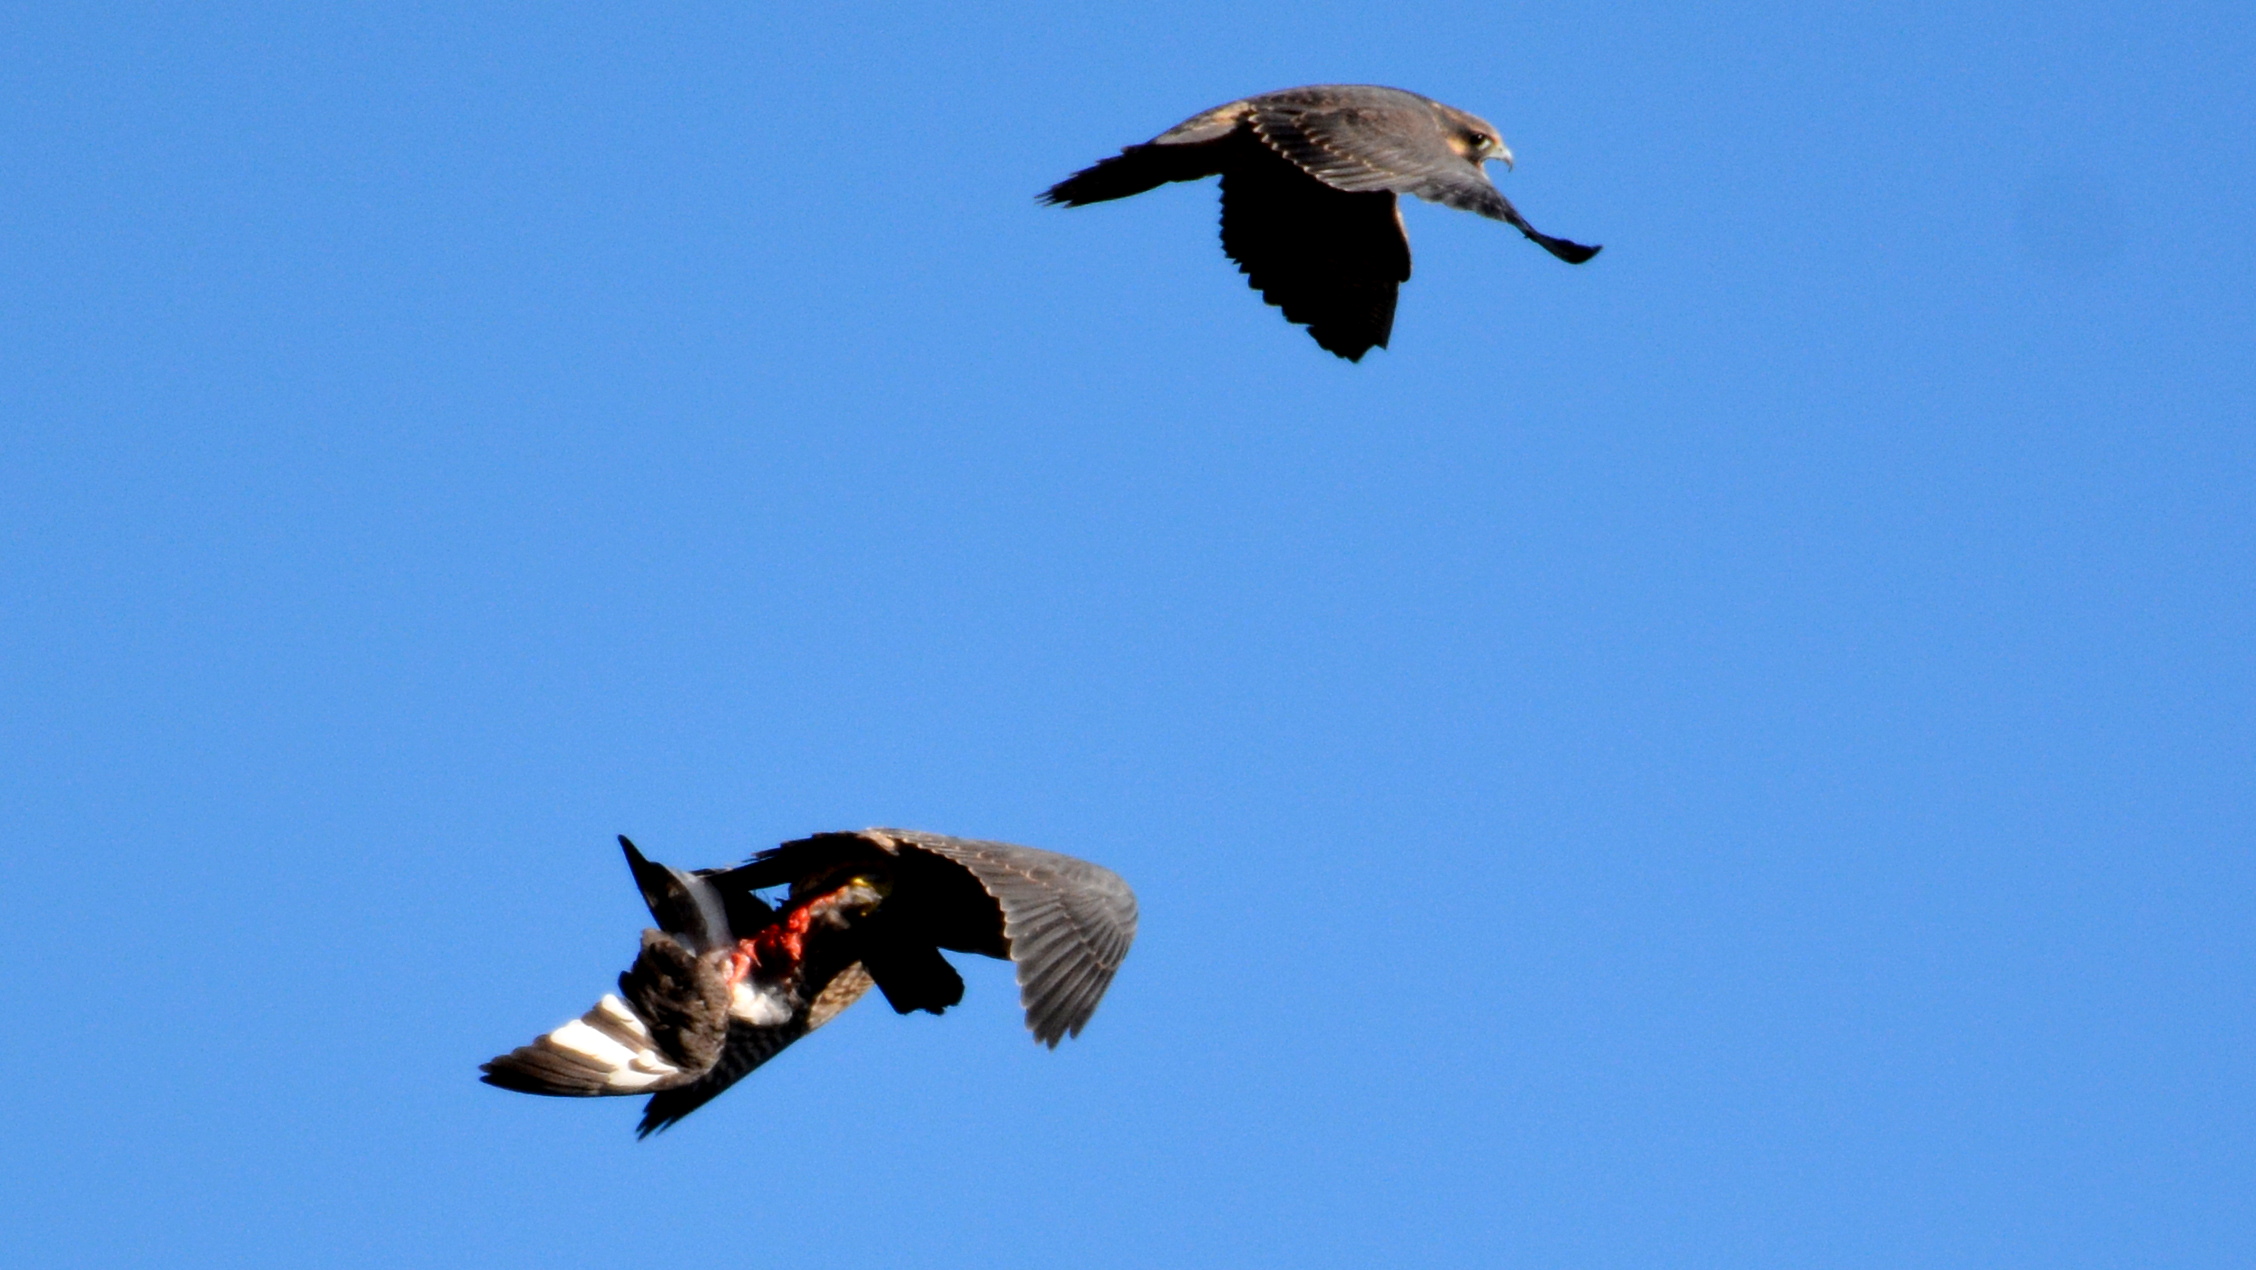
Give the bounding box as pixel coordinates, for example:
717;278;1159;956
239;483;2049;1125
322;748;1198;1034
1041;142;1226;206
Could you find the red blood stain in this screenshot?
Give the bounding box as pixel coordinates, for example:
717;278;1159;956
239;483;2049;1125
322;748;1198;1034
737;885;856;981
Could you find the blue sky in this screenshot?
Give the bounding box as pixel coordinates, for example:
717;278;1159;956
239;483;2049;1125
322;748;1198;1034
2;2;2250;1266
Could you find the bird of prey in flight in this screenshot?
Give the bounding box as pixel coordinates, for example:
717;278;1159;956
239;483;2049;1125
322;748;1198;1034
1043;84;1601;361
481;830;1138;1136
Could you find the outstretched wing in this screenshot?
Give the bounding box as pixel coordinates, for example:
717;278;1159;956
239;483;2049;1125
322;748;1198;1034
1218;143;1409;361
875;830;1139;1047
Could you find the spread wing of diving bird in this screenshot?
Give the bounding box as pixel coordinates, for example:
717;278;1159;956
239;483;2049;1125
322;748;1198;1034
1042;83;1601;361
481;830;1138;1136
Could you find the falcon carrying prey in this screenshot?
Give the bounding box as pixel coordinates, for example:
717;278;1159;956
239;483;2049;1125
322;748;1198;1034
1043;84;1601;361
481;830;1138;1135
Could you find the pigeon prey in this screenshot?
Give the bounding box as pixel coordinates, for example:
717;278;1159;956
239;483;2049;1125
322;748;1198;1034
1043;84;1601;361
482;830;1138;1135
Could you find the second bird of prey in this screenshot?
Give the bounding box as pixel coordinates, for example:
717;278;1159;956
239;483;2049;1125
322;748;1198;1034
484;831;1138;1135
1046;84;1600;361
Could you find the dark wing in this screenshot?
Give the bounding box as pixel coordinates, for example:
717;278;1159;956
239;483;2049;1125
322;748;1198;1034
619;836;729;952
875;830;1139;1047
620;836;777;952
722;830;892;894
1218;139;1410;361
1248;88;1601;265
635;964;875;1137
1401;174;1601;265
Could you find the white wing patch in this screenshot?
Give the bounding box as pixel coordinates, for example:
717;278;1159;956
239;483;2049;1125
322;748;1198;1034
513;994;688;1092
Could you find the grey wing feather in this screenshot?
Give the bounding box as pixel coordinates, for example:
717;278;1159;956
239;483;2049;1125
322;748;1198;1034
1377;163;1601;264
875;830;1138;1046
1249;92;1444;194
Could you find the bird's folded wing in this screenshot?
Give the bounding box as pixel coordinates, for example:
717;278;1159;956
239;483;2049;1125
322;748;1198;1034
875;830;1139;1046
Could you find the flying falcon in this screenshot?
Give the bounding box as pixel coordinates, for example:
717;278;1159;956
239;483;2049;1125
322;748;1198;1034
1043;84;1601;361
481;830;1138;1136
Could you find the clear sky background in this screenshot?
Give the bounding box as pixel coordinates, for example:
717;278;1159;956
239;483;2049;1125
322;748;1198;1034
3;2;2251;1267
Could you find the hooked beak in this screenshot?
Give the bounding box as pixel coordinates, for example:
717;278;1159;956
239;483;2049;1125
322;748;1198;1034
1493;144;1515;172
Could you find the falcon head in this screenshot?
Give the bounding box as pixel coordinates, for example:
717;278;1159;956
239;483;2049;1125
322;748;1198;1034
820;873;890;920
1436;105;1514;170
